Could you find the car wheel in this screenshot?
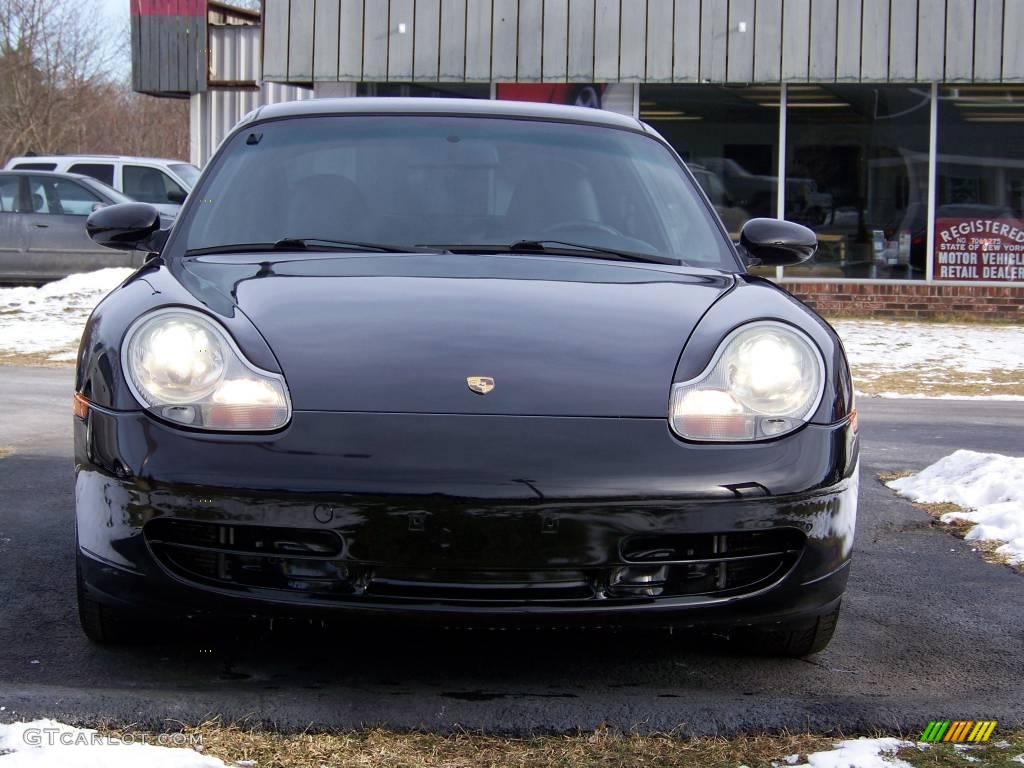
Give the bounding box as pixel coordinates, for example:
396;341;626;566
75;554;157;645
732;603;841;657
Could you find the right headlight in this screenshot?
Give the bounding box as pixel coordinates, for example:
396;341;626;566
669;321;825;441
123;307;291;431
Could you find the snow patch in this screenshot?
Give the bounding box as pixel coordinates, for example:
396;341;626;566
0;269;131;359
832;319;1024;376
887;450;1024;565
791;738;912;768
831;319;1024;398
869;392;1024;402
0;720;226;767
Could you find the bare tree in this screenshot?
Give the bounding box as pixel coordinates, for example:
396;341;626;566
0;0;189;162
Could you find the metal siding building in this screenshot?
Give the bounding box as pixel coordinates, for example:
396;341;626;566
133;1;312;166
260;0;1024;85
191;23;313;165
130;0;208;95
134;1;1024;299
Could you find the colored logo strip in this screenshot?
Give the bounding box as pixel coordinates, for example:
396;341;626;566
920;720;996;742
921;721;950;742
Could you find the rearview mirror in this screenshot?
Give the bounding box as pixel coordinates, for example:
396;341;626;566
86;202;161;251
738;218;817;267
167;188;187;204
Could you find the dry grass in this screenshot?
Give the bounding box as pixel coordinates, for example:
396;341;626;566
854;368;1024;398
0;352;75;368
102;723;1024;768
110;724;842;768
878;470;915;483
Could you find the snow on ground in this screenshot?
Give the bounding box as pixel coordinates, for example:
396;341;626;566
870;391;1024;401
831;319;1024;399
832;319;1022;376
789;738;913;768
888;449;1024;565
0;269;131;362
0;719;226;767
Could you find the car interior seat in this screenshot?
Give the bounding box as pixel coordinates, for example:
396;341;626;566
502;159;600;240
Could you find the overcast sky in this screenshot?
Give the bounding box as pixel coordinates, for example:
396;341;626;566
100;0;132;80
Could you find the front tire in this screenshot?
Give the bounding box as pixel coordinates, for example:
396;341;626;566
732;603;841;657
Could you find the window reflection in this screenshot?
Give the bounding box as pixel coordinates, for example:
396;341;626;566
933;86;1024;282
784;86;930;279
640;85;781;277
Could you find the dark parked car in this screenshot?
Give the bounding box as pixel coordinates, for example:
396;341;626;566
74;99;858;656
0;170;169;284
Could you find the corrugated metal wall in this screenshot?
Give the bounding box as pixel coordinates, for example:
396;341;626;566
190;25;314;166
209;21;263;84
261;0;1024;84
130;0;207;95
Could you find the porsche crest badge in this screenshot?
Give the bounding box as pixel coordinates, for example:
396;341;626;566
466;376;495;395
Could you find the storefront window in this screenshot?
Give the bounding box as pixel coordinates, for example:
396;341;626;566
640;85;781;276
934;86;1024;283
641;85;782;228
357;83;490;99
783;85;930;279
495;84;636;116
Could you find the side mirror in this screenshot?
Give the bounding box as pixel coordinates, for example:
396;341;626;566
166;188;187;204
86;202;161;251
738;218;817;267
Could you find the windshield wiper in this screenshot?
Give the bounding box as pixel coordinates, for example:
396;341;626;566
186;238;441;256
419;240;682;266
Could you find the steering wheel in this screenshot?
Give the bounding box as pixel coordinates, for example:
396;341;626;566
540;220;624;240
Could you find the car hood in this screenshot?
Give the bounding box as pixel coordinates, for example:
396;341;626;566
183;253;734;417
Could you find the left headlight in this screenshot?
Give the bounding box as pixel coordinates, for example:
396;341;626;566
123;308;291;431
669;320;825;441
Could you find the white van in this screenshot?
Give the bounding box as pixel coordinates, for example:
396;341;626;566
2;155;199;216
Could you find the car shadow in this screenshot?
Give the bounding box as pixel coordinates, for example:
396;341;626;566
84;618;796;693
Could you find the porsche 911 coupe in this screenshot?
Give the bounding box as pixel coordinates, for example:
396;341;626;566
75;98;858;655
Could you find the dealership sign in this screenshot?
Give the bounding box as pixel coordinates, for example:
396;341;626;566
935;218;1024;281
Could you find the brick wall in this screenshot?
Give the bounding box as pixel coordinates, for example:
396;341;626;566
782;282;1024;322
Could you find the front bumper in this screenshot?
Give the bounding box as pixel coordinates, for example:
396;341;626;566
76;408;858;627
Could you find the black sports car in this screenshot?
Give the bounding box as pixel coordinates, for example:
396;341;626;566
75;98;858;656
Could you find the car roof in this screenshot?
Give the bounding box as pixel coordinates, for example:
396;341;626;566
2;169;101;181
0;169;123;197
6;155;189;164
247;97;645;131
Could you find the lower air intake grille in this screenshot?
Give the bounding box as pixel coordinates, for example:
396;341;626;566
146;519;353;596
145;519;804;603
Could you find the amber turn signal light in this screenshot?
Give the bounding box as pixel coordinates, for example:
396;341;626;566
73;393;91;420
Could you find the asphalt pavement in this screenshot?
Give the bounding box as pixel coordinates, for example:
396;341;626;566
0;365;1021;735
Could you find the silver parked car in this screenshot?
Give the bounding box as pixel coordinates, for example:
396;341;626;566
3;155;198;217
0;170;169;284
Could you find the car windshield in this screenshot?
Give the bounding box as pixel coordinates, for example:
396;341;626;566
169;163;201;190
180;115;737;270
